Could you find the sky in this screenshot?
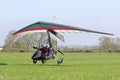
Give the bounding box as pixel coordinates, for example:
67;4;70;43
0;0;120;47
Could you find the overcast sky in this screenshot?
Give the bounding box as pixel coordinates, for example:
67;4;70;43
0;0;120;47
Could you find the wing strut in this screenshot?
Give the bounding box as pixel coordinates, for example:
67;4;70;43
47;30;52;48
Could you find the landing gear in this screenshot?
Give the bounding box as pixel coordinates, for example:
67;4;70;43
41;60;46;64
33;59;46;64
33;60;37;64
57;58;63;65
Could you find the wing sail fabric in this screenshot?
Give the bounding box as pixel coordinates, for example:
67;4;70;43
13;21;114;35
49;30;64;42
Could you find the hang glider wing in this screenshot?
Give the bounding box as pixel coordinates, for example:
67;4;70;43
13;21;114;35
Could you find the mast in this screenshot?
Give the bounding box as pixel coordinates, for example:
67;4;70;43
47;30;52;48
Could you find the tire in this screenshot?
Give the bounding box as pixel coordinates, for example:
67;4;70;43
33;60;37;64
41;60;46;64
57;58;63;65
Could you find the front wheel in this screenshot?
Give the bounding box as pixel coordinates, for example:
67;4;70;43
57;58;63;65
33;60;37;64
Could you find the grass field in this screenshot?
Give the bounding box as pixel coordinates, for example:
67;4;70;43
0;52;120;80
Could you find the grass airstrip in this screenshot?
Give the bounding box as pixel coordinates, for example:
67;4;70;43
0;52;120;80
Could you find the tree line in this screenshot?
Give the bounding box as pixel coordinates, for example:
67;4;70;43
3;30;57;52
2;30;120;52
99;37;120;52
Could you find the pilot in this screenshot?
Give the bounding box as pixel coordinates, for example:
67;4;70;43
41;44;49;60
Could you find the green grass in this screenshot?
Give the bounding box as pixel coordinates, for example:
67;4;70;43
0;52;120;80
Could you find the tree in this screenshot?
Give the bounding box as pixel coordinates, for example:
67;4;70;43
3;30;16;51
14;32;48;51
99;37;115;51
4;30;57;52
114;38;120;51
32;32;48;48
14;34;34;51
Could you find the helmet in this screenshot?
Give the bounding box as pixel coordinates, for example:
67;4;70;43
43;44;49;48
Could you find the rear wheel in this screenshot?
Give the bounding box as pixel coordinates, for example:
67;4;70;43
33;60;37;64
41;60;46;64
